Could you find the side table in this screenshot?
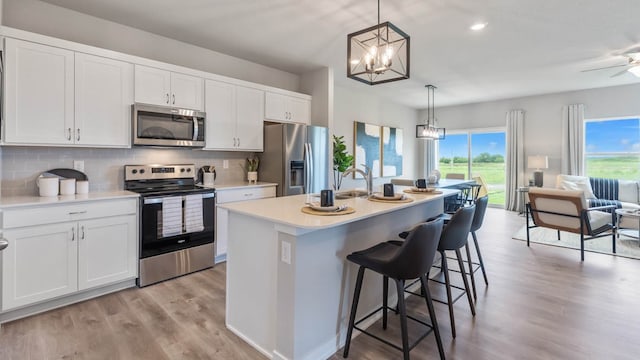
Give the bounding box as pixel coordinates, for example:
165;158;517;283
516;186;529;215
615;208;640;247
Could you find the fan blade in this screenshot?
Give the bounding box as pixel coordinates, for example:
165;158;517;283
581;63;629;72
611;68;630;77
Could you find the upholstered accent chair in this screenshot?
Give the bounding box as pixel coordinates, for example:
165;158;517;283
526;187;616;261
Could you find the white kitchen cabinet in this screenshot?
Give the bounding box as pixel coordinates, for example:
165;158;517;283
3;38;133;147
1;223;78;310
215;185;276;262
75;53;133;147
134;65;203;110
265;91;311;124
3;38;75;145
204;79;264;151
78;215;137;291
1;198;138;311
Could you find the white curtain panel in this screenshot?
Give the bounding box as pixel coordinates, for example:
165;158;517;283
506;110;525;211
424;140;437;177
561;104;585;175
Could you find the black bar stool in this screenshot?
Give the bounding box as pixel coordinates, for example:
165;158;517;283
431;205;476;338
343;219;446;360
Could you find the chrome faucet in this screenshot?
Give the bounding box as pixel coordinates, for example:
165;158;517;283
342;164;373;196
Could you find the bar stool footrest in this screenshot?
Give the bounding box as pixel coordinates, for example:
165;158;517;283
353;305;436;353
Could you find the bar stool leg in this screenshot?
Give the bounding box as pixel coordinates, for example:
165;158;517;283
455;249;476;316
464;242;477;300
343;266;365;358
440;250;456;338
383;276;389;330
395;279;410;360
472;232;488;285
420;275;446;360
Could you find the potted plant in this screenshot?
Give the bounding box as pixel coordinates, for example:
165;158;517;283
333;135;354;190
247;155;260;183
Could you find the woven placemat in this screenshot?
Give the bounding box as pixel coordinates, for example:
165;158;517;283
368;197;414;204
403;189;443;195
301;206;356;216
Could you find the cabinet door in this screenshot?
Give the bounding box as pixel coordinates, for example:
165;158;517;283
171;72;204;110
289;97;311;125
204;80;236;149
1;223;78;310
78;215;137;291
264;92;288;122
134;65;171;106
3;38;74;145
236;86;264;151
75;53;134;147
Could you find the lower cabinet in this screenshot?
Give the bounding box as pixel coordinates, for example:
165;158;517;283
215;185;276;262
1;198;138;311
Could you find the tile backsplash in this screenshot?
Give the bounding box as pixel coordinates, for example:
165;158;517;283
2;146;257;196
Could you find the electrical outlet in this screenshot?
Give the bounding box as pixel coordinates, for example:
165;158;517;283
281;241;291;264
223;160;229;169
73;160;84;172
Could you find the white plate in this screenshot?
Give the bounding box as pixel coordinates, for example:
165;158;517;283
306;202;340;212
372;193;405;200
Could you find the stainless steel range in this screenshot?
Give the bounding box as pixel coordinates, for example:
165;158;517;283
125;164;215;287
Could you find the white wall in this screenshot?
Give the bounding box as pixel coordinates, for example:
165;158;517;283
420;82;640;186
333;85;420;191
2;0;300;91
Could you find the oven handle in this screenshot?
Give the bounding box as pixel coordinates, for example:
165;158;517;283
144;192;215;204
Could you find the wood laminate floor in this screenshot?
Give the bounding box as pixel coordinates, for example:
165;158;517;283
1;208;639;359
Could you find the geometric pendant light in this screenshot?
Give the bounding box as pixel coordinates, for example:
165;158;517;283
347;0;410;85
416;85;446;140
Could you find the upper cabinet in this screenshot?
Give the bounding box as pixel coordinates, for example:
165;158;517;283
3;38;133;147
3;38;75;145
265;91;311;124
134;65;203;110
75;53;133;147
204;79;264;151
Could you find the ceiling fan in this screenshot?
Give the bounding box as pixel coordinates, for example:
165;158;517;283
582;51;640;77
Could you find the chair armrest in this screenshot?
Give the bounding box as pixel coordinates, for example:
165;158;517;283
585;204;617;212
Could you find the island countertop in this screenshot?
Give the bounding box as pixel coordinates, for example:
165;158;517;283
219;187;458;230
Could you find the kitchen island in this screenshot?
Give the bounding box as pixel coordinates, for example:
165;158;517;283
220;188;457;360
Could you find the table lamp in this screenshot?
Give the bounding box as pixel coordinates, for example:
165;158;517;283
528;155;548;187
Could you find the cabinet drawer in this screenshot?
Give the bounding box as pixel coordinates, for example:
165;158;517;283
216;186;276;204
2;198;137;229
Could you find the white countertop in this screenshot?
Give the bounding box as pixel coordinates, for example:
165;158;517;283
220;187;458;230
198;181;278;191
0;191;140;208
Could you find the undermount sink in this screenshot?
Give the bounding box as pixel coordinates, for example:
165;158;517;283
335;189;369;199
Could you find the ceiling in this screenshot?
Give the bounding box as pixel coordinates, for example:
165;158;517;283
39;0;640;108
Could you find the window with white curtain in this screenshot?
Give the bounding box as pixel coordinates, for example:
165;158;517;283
584;117;640;180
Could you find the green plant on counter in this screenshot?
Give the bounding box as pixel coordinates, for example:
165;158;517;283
247;155;260;172
333;135;354;190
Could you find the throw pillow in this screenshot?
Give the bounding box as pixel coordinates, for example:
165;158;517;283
555;174;597;199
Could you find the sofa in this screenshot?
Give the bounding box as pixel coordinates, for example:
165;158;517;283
556;174;640;227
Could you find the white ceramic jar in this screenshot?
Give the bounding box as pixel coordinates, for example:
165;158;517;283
59;178;76;195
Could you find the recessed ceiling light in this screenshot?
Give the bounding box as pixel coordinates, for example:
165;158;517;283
470;22;488;31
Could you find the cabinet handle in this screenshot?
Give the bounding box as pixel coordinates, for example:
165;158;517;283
233;137;237;147
172;94;176;104
0;238;8;251
237;137;240;147
166;93;170;104
81;226;85;240
68;211;87;215
67;128;72;141
71;228;75;242
244;193;253;197
76;128;81;141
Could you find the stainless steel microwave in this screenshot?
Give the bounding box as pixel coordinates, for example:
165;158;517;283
132;103;205;147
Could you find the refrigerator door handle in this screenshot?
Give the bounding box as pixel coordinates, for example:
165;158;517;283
304;143;310;194
307;143;314;193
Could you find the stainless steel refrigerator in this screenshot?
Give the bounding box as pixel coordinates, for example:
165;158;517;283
260;123;329;196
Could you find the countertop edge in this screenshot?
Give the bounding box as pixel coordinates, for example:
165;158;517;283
0;191;140;208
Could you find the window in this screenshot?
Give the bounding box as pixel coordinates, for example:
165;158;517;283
438;129;506;207
584;117;640;180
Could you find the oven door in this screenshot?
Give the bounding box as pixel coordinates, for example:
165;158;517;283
132;103;205;147
140;192;214;258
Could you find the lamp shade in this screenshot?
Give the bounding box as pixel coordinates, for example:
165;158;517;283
527;155;548;169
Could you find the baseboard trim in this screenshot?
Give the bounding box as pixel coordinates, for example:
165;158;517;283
226;323;274;359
